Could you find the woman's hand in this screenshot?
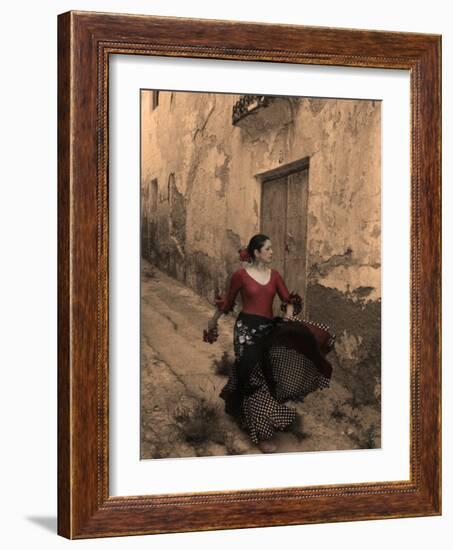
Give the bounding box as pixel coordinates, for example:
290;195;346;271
203;319;219;344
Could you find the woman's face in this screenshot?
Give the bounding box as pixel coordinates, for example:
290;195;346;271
255;239;273;264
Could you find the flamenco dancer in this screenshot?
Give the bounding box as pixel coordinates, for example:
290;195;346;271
203;234;336;453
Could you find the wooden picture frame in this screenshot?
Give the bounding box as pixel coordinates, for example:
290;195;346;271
57;10;441;539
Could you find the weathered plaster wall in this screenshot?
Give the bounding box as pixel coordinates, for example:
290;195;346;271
141;91;381;408
290;98;381;407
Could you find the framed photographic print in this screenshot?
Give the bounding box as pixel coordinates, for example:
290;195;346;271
58;10;441;538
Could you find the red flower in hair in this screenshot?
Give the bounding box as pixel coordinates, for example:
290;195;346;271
238;248;251;263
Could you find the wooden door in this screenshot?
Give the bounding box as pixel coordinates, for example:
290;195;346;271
285;169;308;299
260;167;308;316
260;174;287;277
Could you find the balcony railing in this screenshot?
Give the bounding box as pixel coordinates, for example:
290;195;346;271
232;95;275;125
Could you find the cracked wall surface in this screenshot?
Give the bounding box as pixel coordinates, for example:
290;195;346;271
141;90;381;411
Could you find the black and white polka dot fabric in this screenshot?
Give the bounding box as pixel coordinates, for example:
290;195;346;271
269;346;330;403
220;351;297;443
219;311;335;445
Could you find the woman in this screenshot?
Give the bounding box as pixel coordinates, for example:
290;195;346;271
204;234;335;453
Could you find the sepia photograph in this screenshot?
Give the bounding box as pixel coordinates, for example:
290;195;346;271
139;89;381;459
54;6;442;539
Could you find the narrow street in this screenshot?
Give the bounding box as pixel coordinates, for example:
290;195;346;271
140;258;376;459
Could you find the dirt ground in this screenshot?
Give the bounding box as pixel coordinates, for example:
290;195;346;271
140;258;381;459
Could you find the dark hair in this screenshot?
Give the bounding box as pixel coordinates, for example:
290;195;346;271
247;234;270;262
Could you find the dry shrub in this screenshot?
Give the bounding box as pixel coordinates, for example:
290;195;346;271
331;402;347;421
212;351;234;377
173;396;225;446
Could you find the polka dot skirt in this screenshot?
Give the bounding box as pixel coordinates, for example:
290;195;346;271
220;356;297;443
219;312;335;445
269;346;330;403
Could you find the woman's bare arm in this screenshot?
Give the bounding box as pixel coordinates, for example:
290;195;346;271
208;308;223;329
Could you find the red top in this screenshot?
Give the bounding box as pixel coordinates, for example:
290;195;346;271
220;268;291;319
